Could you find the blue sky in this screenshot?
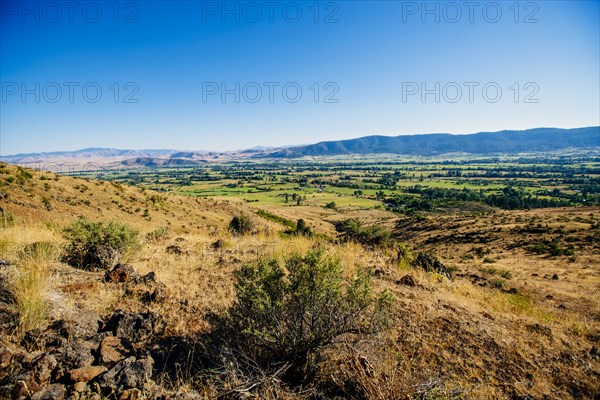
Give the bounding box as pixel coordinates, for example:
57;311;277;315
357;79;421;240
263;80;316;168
1;0;599;154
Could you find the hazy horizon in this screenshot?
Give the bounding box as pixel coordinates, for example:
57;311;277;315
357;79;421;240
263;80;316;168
0;125;597;156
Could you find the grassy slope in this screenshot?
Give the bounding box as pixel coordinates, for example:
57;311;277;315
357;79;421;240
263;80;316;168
0;163;599;399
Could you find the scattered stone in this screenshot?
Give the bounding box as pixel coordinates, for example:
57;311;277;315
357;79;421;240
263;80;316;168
396;274;417;287
546;294;554;300
0;259;11;267
98;336;134;366
30;383;66;400
166;244;183;255
211;239;225;249
552;274;559;280
527;323;553;339
136;271;157;284
141;286;166;304
69;365;108;382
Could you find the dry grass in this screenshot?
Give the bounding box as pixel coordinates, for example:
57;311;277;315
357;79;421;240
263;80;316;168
0;226;63;337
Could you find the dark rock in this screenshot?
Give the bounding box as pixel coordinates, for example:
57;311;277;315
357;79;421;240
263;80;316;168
411;253;452;279
31;383;66;400
95;356;154;390
90;244;122;271
106;264;138;283
552;274;559;280
59;340;95;369
166;245;182;255
28;353;59;386
0;273;17;334
136;271;157;284
103;312;157;343
211;239;225;249
0;259;11;267
373;269;386;278
396;274;417;287
141;286;166;304
527;323;553;339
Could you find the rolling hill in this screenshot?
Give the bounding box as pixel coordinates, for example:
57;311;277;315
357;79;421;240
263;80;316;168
266;127;600;157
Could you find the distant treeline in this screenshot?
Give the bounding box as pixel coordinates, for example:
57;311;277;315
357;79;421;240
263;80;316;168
385;185;598;213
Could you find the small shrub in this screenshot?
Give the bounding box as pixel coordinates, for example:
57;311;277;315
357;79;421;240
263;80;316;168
229;213;254;236
325;201;337;210
145;226;171;243
220;250;394;372
63;218;141;270
295;218;312;237
12;241;62;336
490;278;505;289
335;218;392;247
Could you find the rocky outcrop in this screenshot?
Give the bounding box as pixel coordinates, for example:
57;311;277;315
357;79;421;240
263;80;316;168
0;310;161;399
411;253;452;279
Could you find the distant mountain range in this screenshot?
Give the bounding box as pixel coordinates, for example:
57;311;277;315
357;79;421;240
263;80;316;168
1;127;598;167
267;127;600;158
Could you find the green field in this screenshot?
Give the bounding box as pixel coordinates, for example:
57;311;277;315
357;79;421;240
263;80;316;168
80;154;600;214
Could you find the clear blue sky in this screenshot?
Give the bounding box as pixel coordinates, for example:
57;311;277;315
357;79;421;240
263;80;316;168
1;0;599;154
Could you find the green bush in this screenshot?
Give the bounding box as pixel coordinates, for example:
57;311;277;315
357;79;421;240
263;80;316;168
294;218;312;237
63;218;141;270
145;226;171;243
335;218;392;247
228;213;254;236
222;250;394;369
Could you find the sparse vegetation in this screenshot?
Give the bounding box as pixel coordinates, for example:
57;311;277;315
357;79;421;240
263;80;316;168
216;250;394;376
0;163;598;399
335;218;392;247
63;217;141;270
228;213;255;236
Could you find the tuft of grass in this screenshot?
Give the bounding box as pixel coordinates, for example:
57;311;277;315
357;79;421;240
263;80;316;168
10;239;61;337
